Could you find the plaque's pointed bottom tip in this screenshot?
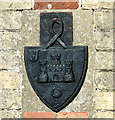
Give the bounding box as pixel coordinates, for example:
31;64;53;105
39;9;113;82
50;107;62;113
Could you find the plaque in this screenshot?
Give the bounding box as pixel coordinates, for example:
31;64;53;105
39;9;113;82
24;12;88;112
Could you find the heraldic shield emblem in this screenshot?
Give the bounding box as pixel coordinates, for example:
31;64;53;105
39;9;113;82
24;12;88;112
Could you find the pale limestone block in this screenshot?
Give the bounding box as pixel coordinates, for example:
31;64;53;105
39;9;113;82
94;10;114;32
0;50;21;71
21;10;40;48
0;0;32;10
82;2;115;10
95;31;114;50
95;52;113;70
0;90;21;109
94;71;114;90
0;31;22;50
82;0;96;5
0;11;22;30
0;32;3;48
0;71;22;89
95;91;114;110
73;10;95;70
73;10;93;46
0;110;21;119
94;110;113;118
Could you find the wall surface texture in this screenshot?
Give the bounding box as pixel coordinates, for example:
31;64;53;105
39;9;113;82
0;0;115;119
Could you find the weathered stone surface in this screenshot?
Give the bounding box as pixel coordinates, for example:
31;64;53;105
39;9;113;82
0;90;21;109
21;10;40;49
113;112;115;119
0;0;32;10
0;11;22;30
0;31;22;50
95;52;113;70
0;50;21;71
82;2;115;10
95;31;114;50
73;10;95;70
94;110;113;118
94;10;114;32
95;91;114;110
94;71;114;90
0;32;2;48
73;10;93;46
82;0;95;8
0;110;21;119
0;71;22;89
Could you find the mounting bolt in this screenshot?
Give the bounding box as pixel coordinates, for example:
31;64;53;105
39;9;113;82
48;4;52;9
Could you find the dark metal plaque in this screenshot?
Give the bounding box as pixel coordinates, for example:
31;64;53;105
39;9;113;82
24;12;88;112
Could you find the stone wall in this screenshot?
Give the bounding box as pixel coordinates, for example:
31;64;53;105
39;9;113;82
0;0;114;119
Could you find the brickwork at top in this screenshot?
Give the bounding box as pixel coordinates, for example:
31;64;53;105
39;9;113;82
34;0;79;10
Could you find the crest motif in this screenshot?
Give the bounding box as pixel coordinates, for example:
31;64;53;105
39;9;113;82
24;12;88;112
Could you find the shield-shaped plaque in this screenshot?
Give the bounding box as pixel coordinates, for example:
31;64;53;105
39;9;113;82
24;12;88;112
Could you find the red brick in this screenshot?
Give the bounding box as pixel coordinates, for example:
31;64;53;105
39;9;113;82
24;112;55;119
34;1;79;10
57;112;89;118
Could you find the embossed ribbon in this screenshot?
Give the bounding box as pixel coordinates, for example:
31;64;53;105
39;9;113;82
45;20;67;49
